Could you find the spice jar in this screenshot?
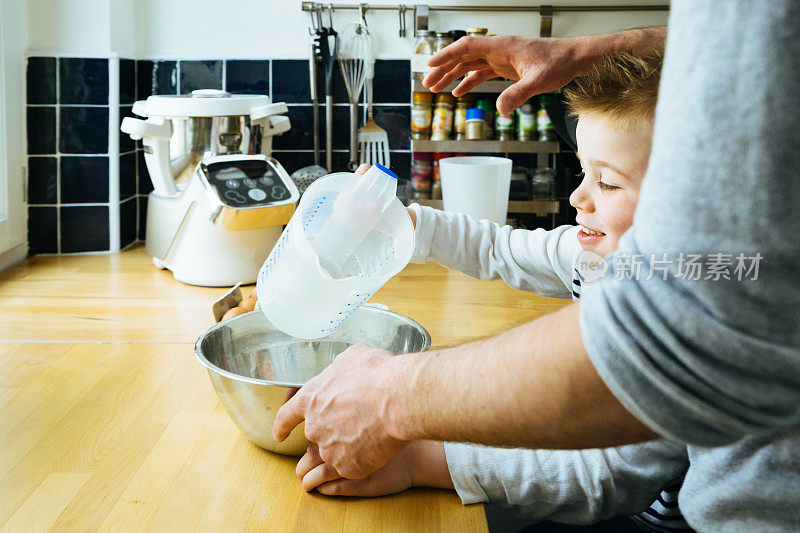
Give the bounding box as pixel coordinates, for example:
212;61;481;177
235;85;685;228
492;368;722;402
431;93;455;141
537;94;556;142
516;99;536;141
411;152;433;199
465;108;486;140
476;99;495;139
496;111;515;141
431;152;451;199
435;31;454;51
466;27;488;37
412;30;436;81
411;92;433;140
453;95;474;140
531;167;556;198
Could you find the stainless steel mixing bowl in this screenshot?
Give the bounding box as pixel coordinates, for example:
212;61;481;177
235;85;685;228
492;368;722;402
194;306;431;456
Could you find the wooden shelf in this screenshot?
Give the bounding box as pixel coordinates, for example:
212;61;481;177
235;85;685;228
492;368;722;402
412;139;560;154
412;79;514;94
413;199;560;217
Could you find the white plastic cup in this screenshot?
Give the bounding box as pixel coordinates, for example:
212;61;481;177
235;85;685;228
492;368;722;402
256;172;414;339
439;156;512;225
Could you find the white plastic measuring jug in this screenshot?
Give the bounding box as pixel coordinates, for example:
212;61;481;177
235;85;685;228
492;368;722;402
256;164;414;339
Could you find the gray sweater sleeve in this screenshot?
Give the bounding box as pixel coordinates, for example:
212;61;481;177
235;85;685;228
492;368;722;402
443;440;688;523
408;204;580;298
579;1;800;445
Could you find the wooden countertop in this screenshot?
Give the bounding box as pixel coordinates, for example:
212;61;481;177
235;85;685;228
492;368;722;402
0;244;568;531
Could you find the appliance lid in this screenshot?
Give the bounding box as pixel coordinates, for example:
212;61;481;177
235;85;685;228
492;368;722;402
133;89;272;118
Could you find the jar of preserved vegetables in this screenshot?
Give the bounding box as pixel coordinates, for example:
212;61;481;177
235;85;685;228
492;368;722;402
431;93;455;141
411;92;433;140
412;30;436;81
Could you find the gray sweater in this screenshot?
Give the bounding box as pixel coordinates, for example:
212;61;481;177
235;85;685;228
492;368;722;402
578;1;800;531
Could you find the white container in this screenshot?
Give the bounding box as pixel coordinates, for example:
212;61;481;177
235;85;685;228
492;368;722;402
439;156;512;225
256;170;414;339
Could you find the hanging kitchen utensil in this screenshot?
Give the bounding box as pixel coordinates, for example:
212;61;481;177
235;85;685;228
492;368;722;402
292;4;328;191
337;18;371;171
358;37;390;168
320;5;338;171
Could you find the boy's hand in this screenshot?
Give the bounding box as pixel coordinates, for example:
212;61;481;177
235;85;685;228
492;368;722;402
297;440;453;496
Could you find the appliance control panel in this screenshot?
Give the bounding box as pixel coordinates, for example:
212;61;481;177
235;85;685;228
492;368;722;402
204;159;292;207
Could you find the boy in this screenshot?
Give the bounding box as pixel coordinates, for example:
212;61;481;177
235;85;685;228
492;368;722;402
300;51;691;531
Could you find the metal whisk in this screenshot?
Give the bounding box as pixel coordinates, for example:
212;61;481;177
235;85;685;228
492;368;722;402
337;21;372;170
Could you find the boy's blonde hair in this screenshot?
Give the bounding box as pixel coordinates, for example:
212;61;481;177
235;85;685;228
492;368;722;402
564;50;663;130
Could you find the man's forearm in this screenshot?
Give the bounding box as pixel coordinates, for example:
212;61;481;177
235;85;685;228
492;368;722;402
387;303;658;449
570;26;667;77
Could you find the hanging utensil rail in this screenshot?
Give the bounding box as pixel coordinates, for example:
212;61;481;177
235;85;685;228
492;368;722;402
301;2;669;37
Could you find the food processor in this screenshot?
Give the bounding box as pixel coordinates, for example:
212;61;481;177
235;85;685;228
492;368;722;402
121;90;299;286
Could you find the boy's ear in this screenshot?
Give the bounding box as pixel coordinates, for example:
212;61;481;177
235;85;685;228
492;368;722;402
546;98;578;152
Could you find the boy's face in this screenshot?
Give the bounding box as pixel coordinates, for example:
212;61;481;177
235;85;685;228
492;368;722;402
569;114;652;257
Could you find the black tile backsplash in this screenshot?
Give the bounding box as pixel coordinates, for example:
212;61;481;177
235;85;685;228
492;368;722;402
273;106;316;150
136;60;154;100
26;56;413;255
27;157;58;204
120;152;136;200
120;197;137;249
61;206;109;253
138;196;148;241
153;61;178;95
372;105;411;150
60;58;109;105
60;156;109;203
373;60;411;103
269;150;316;175
138;150;153;194
27;57;57;105
226;60;269;94
180;60;222;93
388;152;411;182
28;207;58;254
119;105;136;153
271;60;312;103
60;106;109;154
120;59;136;104
27;106;56;154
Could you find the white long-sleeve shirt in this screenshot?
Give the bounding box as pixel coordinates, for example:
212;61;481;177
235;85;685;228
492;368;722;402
409;204;690;527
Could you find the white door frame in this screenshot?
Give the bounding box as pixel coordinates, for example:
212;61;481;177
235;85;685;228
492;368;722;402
0;0;28;270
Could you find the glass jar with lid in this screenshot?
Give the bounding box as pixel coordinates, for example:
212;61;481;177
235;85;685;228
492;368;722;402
431;93;455;141
412;30;436;81
531;167;557;198
516;99;536;141
411;92;433;140
476;99;496;139
465;108;486;140
496;111;515;141
453;94;474;140
466;27;489;37
412;152;433;199
435;31;454;52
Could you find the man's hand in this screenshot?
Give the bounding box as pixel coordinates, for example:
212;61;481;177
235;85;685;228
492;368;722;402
424;35;586;115
424;28;667;116
272;343;411;479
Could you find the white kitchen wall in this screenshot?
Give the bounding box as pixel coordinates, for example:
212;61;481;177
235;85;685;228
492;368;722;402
28;0;669;58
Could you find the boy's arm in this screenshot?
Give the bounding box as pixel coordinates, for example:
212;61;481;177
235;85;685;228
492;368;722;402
443;440;689;522
409;204;580;298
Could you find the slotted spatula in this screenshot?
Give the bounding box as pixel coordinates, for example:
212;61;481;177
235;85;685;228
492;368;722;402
358;57;390;167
